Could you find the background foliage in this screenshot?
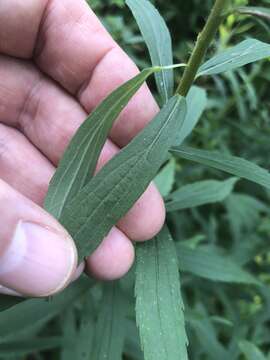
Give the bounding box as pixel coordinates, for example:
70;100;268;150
1;0;270;359
91;0;270;358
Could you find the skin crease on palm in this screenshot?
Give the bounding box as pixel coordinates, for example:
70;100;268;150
0;0;165;297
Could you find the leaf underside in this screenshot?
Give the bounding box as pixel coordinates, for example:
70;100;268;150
61;96;187;262
45;68;156;219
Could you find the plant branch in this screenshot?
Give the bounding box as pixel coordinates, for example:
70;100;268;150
176;0;230;96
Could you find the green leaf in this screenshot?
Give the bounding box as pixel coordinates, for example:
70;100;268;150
197;39;270;77
226;71;247;121
126;0;174;104
44;68;157;218
236;6;270;22
166;177;238;212
91;282;125;360
187;305;227;360
238;68;258;110
171;146;270;190
0;277;92;339
174;86;207;145
0;295;23;312
225;194;268;239
75;292;95;360
239;340;266;360
61;95;187;262
135;226;188;360
177;245;259;285
0;337;65;356
124;320;144;360
60;310;77;360
154;159;176;197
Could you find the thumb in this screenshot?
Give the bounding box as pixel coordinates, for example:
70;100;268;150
0;180;77;297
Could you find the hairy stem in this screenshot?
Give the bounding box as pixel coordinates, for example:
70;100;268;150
176;0;230;96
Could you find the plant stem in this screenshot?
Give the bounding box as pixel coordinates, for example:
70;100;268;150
176;0;230;96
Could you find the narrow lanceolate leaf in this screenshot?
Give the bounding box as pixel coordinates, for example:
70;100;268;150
171;146;270;190
154;159;176;197
166;177;238;212
135;226;188;360
0;277;92;339
91;282;125;360
239;340;266;360
44;68;158;218
126;0;174;104
177;245;259;285
61;96;187;261
236;6;270;22
197;39;270;77
174;86;207;145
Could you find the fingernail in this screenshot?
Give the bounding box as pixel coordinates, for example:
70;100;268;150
0;221;77;297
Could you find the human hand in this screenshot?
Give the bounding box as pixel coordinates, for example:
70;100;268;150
0;0;165;297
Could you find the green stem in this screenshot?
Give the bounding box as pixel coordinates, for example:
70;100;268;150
176;0;230;96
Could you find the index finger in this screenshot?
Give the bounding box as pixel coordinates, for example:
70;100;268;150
0;0;159;147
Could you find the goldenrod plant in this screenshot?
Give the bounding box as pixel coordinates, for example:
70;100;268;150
1;0;270;359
